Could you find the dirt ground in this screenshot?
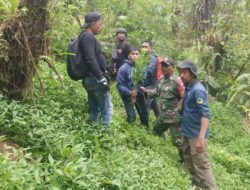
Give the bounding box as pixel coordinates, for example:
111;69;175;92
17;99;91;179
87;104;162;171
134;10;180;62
0;137;19;161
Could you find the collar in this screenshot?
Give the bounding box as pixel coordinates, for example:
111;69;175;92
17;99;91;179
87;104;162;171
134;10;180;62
117;40;127;44
185;79;198;90
124;60;135;67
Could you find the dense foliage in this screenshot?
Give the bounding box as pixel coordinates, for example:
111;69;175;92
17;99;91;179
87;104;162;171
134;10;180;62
0;66;250;189
0;0;249;189
0;64;249;189
47;0;250;108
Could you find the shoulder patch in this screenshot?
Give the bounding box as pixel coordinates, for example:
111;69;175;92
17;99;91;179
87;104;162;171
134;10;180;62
197;97;204;104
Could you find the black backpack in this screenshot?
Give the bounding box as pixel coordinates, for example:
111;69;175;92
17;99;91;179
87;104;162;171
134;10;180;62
66;32;87;81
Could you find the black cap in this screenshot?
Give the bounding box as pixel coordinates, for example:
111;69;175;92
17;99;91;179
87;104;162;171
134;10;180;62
178;60;197;76
82;12;101;28
161;58;175;67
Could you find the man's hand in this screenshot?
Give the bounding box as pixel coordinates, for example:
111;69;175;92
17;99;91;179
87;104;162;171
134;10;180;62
131;90;137;98
130;90;137;103
107;64;117;76
99;77;109;93
140;86;147;94
195;137;205;153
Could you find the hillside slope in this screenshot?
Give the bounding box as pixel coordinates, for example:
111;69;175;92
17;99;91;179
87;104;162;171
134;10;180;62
0;66;249;190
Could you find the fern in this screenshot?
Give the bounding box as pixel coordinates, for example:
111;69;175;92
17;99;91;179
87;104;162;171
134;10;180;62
226;73;250;106
236;73;250;83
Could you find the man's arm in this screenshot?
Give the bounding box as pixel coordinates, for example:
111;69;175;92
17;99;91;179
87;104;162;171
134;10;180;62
196;117;209;153
140;81;159;97
116;69;131;97
194;88;210;153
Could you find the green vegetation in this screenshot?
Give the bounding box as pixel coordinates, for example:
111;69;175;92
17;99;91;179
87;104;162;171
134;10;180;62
0;0;249;189
0;64;249;189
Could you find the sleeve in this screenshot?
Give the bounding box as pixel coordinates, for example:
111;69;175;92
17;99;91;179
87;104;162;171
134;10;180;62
124;43;132;58
116;69;131;97
81;34;103;80
147;77;161;97
194;89;210;119
147;88;158;96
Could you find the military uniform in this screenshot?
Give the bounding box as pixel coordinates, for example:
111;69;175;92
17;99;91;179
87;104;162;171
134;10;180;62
148;73;184;159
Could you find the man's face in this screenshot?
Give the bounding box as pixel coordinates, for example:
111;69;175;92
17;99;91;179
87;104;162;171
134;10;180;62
141;42;152;54
161;64;173;77
91;20;102;35
128;50;140;63
179;68;193;84
117;32;126;42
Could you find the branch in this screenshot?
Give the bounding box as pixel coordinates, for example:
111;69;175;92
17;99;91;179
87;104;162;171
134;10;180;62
40;56;65;89
232;62;247;82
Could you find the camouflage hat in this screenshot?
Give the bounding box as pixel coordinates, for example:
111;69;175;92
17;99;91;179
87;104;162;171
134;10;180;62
116;28;127;36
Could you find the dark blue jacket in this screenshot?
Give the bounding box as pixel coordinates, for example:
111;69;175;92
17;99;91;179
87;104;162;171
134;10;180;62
116;60;135;97
141;53;158;88
181;81;210;138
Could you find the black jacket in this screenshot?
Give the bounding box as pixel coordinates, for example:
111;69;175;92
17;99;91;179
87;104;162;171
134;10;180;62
78;31;107;80
112;41;131;67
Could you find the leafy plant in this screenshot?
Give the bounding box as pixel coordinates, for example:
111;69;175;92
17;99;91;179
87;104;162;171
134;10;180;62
0;0;18;21
226;73;250;108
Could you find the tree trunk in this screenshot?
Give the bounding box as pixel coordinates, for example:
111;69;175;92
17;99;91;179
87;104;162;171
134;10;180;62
0;0;49;100
172;0;181;47
194;0;216;35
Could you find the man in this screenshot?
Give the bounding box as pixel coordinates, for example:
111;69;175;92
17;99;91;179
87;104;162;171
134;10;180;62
178;60;217;190
79;12;112;125
140;58;185;162
138;40;160;126
117;47;146;124
112;28;131;73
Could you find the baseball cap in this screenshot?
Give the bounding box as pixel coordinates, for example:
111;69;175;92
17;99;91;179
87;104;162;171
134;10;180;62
81;12;101;28
161;57;175;67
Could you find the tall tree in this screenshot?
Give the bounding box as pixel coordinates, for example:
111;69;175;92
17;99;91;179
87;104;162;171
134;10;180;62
0;0;49;100
172;0;181;47
193;0;216;36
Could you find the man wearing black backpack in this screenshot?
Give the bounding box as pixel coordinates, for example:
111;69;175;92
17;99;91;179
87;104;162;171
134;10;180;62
79;12;112;125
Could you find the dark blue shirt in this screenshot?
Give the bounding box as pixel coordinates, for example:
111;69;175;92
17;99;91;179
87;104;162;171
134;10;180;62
181;81;210;138
141;53;158;88
116;60;135;97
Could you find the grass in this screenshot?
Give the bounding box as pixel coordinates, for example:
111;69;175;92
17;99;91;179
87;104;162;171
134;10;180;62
0;63;249;189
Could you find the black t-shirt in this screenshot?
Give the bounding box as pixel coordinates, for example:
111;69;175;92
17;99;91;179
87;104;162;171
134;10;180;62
78;31;107;80
112;41;131;67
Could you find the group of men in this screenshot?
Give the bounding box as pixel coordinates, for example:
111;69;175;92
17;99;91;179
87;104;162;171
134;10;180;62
77;12;217;190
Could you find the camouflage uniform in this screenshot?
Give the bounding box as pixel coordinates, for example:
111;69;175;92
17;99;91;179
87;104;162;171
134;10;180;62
148;73;184;161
